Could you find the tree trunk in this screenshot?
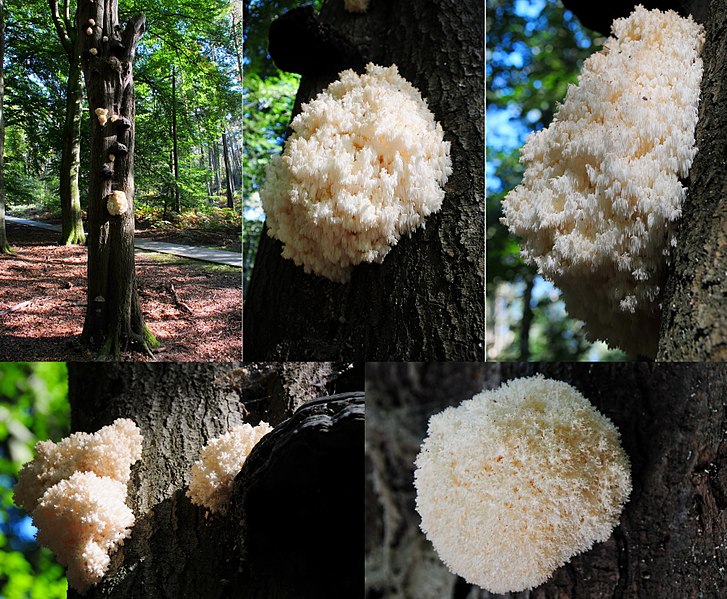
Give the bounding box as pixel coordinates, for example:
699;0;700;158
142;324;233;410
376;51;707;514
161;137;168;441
243;0;485;361
60;58;86;245
658;0;727;361
366;362;727;598
66;362;363;599
0;0;9;254
77;0;156;356
221;130;234;209
171;64;180;213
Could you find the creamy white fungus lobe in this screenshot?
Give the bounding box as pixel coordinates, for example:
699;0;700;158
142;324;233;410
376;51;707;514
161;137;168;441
414;376;631;594
14;419;143;593
187;422;273;514
501;6;704;357
262;63;452;282
107;190;128;216
344;0;370;13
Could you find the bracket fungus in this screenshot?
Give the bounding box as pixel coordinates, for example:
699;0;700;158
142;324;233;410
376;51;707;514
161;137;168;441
501;6;704;357
414;376;631;594
13;419;143;593
261;63;452;282
107;190;128;216
187;422;273;514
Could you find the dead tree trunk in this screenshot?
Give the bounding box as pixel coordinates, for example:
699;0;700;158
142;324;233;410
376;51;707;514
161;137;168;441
77;0;156;356
658;0;727;360
244;0;485;361
66;362;363;599
366;362;727;598
0;0;9;254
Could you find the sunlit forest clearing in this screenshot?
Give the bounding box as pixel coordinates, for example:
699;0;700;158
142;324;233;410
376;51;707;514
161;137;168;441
0;0;241;361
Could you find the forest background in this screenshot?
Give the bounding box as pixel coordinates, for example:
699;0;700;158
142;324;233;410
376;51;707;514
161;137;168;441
2;0;242;245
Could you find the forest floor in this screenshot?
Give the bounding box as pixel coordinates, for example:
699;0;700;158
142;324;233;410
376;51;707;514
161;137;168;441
0;222;241;362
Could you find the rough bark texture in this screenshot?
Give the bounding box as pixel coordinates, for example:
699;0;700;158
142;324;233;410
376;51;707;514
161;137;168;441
66;362;363;599
658;0;727;361
0;0;9;254
366;362;727;598
77;0;153;356
244;0;485;361
232;392;365;598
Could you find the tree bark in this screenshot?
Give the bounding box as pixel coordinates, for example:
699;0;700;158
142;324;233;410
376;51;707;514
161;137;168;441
658;0;727;361
0;0;9;254
77;0;156;356
243;0;485;361
366;362;727;598
66;362;363;599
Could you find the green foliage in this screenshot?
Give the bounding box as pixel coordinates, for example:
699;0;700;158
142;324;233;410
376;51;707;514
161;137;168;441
0;363;70;598
486;0;624;361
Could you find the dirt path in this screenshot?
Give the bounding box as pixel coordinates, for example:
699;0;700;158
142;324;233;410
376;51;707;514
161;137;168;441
0;222;241;361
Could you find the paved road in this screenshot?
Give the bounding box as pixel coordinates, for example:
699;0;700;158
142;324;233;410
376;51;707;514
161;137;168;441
5;216;242;268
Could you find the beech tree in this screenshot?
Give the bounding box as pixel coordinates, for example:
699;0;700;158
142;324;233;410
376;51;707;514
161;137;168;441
76;0;156;355
50;0;86;245
244;0;485;361
366;362;727;598
64;362;364;598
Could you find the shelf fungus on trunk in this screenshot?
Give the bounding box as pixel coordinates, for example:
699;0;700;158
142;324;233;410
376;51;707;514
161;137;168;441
414;376;631;594
501;7;705;358
261;63;452;283
13;419;143;594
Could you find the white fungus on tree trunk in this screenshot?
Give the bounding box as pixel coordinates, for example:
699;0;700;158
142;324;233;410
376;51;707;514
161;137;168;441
13;419;143;593
86;26;94;35
501;6;704;357
261;63;452;283
95;107;108;126
344;0;370;13
414;376;632;594
187;422;273;514
107;190;128;216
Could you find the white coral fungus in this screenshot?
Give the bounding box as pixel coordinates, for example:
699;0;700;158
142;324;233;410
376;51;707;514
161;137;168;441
262;63;452;282
187;421;272;514
414;376;631;594
14;419;143;593
501;6;704;357
107;190;128;216
344;0;370;13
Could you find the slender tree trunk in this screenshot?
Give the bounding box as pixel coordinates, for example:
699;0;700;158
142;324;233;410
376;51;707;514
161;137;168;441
519;275;534;361
171;64;180;213
212;143;221;194
658;0;727;360
60;58;86;245
221;131;234;209
78;0;156;356
0;0;9;254
366;362;727;598
244;0;485;361
66;362;363;599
